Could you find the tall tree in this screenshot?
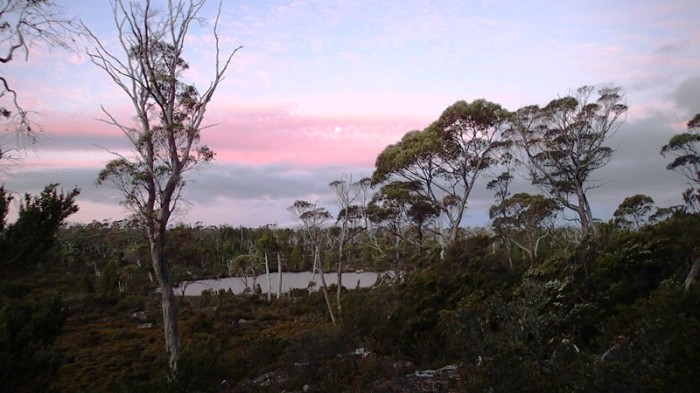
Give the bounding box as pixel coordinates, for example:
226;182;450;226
288;200;335;324
509;86;627;235
372;129;443;250
329;173;364;317
0;0;79;159
373;99;509;256
486;156;515;268
661;113;700;210
661;113;700;290
256;225;281;302
87;0;239;373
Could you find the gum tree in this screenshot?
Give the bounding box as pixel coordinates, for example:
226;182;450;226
490;192;560;263
373;99;510;257
288;200;336;324
661;113;700;210
661;113;700;290
329;173;365;317
86;0;239;373
509;86;627;235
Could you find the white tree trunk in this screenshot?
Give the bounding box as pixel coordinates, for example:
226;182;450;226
264;251;271;302
277;252;283;299
685;258;700;291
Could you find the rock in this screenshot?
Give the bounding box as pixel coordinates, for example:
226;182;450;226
352;347;371;357
411;363;458;378
252;371;288;387
131;311;147;321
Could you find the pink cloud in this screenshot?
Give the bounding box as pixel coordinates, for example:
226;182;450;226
202;107;430;167
6;101;431;173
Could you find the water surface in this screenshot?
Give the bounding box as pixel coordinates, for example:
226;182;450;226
176;271;386;296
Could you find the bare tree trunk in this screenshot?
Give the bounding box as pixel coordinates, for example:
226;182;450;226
150;233;179;374
505;235;513;270
685;258;700;291
336;240;344;318
511;239;534;262
316;247;336;324
264;251;271;302
394;235;402;281
277;252;283;299
576;186;596;235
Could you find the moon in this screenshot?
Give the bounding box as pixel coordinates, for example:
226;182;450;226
334;126;342;133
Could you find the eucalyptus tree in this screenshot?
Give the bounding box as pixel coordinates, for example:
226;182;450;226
367;180;439;274
372;129;442;250
509;86;628;235
613;194;656;229
256;225;281;301
661;113;700;210
489;192;560;263
86;0;239;373
661;113;700;290
288;200;336;324
487;158;515;268
373;99;510;256
329;173;365;316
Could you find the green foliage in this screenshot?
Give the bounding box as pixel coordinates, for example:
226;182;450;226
661;113;700;209
1;184;79;269
98;260;121;297
442;281;570;392
0;295;67;393
162;336;227;393
595;280;700;392
509;86;628;234
613;194;655;229
4;208;698;391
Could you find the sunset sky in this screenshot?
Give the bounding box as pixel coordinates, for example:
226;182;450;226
1;0;699;227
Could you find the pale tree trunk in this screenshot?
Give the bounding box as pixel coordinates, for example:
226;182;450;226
437;218;447;260
575;185;596;235
533;232;549;260
502;233;513;270
336;239;344;318
150;231;179;374
316;247;336;324
511;239;534;262
277;252;283;299
685;258;700;291
394;235;402;281
264;251;271;302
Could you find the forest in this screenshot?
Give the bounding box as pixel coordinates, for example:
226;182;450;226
2;1;700;392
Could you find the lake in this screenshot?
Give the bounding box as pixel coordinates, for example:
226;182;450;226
175;271;388;296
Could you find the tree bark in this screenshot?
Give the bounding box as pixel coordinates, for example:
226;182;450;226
277;252;282;299
316;247;336;324
264;251;271;302
150;231;179;374
336;239;344;318
684;258;700;291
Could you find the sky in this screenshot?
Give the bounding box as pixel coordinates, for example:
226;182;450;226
1;0;699;228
